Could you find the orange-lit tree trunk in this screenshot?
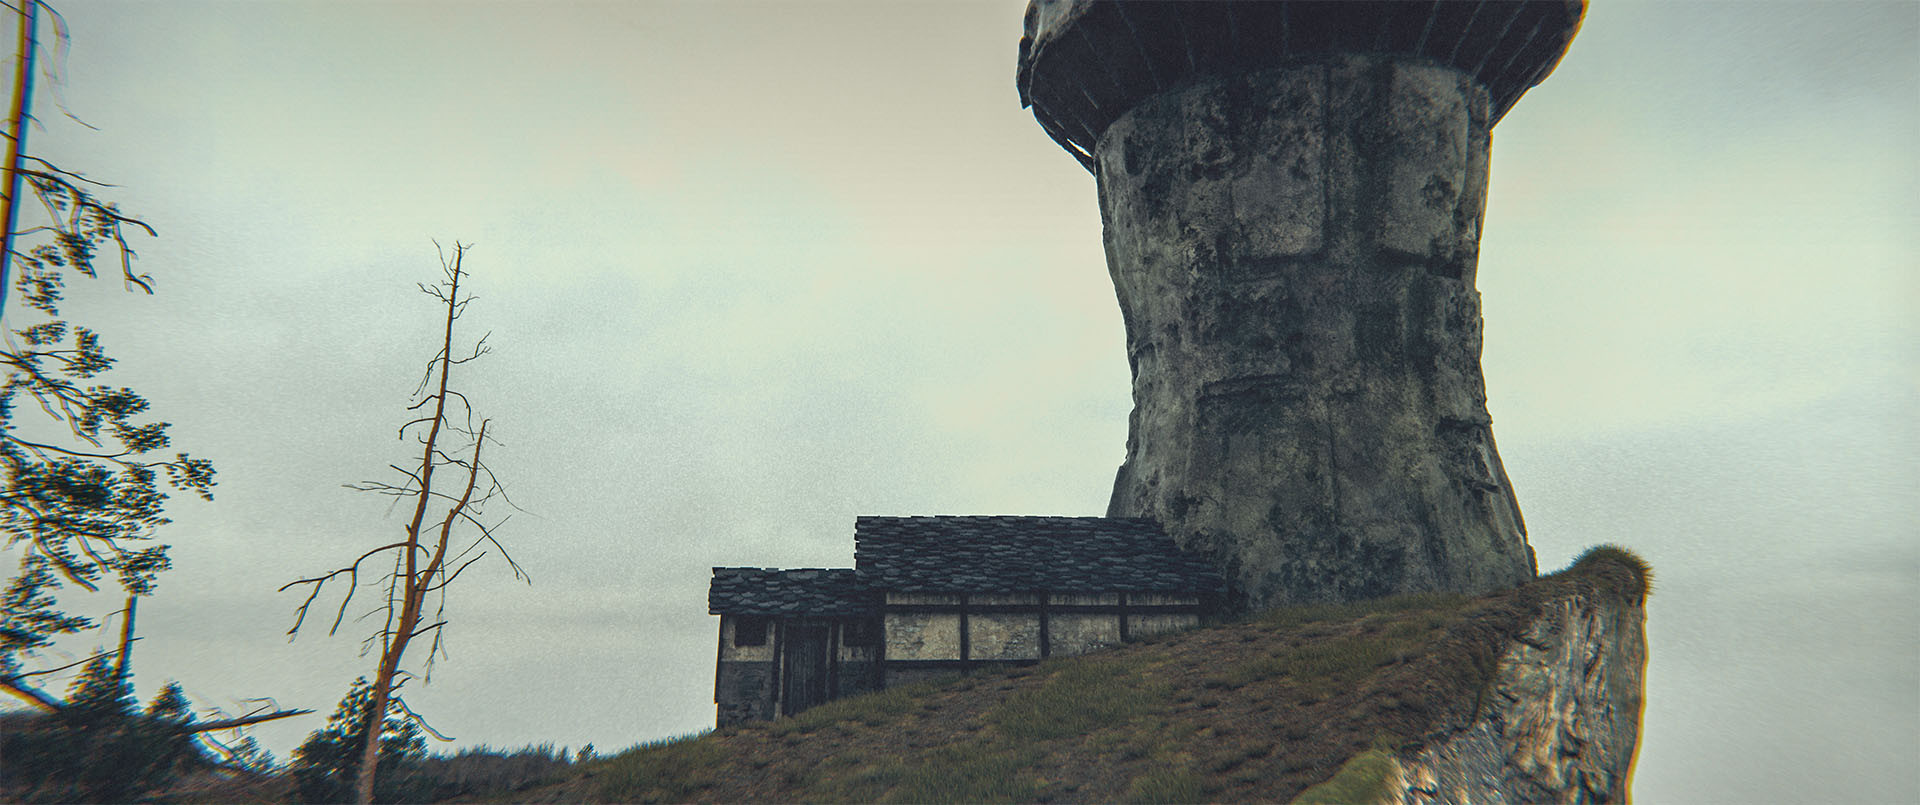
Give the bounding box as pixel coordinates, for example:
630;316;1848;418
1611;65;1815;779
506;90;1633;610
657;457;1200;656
0;0;36;311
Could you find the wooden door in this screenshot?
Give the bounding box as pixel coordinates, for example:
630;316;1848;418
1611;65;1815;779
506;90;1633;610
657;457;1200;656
781;625;832;716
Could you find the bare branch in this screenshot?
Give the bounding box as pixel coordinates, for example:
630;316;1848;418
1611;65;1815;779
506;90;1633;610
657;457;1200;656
283;243;518;804
278;540;416;636
19;155;114;187
14;646;119;679
390;695;454;742
178;708;313;734
0;676;65;711
425;553;485;591
407;620;447;641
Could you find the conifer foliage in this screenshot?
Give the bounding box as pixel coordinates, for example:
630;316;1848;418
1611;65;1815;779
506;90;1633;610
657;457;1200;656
0;0;214;708
289;677;429;804
0;659;208;802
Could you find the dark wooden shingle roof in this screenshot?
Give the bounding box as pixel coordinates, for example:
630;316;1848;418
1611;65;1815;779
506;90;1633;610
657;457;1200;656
854;516;1223;595
708;568;871;616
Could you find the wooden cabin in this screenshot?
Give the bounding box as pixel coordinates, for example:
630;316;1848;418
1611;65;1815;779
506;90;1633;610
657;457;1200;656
709;516;1222;726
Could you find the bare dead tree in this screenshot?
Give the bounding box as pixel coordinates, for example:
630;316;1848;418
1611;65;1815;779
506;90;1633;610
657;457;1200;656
281;242;524;805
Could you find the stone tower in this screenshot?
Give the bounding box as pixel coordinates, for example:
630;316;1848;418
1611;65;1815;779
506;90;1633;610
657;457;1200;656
1017;1;1584;610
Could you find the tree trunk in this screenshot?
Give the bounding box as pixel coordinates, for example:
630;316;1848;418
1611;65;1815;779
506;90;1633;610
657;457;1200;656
114;594;136;681
353;620;415;804
351;250;481;804
0;0;38;313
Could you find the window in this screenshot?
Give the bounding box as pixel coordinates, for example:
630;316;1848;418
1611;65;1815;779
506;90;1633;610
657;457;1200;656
734;615;769;647
842;618;879;648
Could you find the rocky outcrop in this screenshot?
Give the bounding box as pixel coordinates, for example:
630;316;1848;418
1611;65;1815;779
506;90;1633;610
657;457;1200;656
1388;587;1647;804
1297;549;1650;805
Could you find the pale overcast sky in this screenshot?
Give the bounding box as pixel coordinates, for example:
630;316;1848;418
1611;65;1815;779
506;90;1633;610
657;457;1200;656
10;2;1916;803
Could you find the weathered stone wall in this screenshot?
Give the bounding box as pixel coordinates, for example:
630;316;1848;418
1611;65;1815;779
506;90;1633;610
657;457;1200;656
972;593;1040;606
1096;53;1536;609
1047;612;1120;655
1384;589;1648;803
714;660;774;727
972;613;1044;660
884;611;962;660
886;592;961;606
874;592;1208;665
835;661;878;699
1125;593;1197;607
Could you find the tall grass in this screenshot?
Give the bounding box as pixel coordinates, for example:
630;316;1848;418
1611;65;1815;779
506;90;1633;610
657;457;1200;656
591;732;722;803
1125;764;1209;804
988;657;1170;741
810;744;1043;804
412;743;576;798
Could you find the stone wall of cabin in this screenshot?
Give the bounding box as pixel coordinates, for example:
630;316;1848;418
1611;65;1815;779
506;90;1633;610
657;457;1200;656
835;618;881;699
970;593;1042;660
721;592;1208;725
715;613;883;726
715;615;776;726
879;591;1203;682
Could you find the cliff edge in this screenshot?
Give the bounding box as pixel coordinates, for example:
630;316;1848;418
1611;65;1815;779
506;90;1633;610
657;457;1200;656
558;547;1648;804
1302;547;1648;804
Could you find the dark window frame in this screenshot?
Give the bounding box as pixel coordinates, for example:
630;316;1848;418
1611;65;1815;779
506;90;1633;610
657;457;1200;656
841;617;880;648
733;615;770;647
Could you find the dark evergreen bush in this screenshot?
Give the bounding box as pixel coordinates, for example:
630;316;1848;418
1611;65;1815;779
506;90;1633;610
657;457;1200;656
288;677;429;804
0;660;207;802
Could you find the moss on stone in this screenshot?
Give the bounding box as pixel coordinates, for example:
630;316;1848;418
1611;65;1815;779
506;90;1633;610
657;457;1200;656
1289;749;1398;804
1565;544;1654;605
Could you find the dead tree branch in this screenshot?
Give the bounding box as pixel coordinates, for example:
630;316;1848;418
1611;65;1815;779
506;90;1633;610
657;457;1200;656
282;242;523;805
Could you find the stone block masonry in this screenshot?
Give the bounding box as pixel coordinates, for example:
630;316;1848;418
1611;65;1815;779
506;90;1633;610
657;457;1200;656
1098;54;1534;609
1017;1;1584;611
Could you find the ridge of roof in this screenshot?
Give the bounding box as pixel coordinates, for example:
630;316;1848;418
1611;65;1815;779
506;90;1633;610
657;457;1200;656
854;515;1222;595
710;516;1225;614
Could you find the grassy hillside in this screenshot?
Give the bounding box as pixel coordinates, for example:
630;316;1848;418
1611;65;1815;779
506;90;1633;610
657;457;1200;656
533;547;1648;804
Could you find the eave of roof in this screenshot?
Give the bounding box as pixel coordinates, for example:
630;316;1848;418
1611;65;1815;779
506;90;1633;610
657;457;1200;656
708;567;872;616
1017;0;1586;169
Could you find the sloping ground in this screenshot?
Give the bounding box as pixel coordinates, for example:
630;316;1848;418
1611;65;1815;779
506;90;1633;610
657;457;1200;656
540;548;1648;804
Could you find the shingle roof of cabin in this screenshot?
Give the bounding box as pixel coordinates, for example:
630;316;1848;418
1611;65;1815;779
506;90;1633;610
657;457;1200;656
854;516;1222;595
708;568;871;616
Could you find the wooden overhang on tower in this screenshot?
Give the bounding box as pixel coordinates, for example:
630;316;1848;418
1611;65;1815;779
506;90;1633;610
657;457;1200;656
1016;0;1586;170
